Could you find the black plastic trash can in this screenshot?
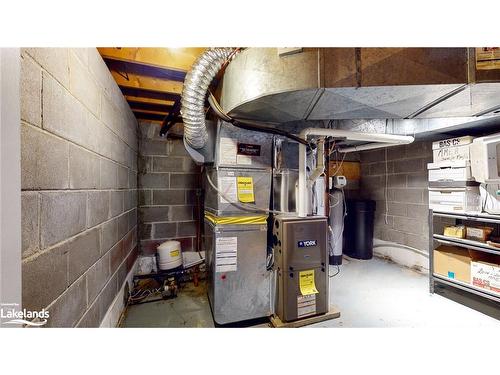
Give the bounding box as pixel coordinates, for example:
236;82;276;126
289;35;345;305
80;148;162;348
343;199;376;260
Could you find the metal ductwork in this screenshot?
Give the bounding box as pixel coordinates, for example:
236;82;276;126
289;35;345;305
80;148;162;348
181;48;236;149
220;48;500;124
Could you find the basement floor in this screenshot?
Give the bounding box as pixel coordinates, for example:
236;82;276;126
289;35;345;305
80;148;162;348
120;256;499;328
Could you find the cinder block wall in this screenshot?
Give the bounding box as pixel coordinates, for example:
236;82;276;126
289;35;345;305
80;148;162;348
138;121;201;256
358;141;432;253
20;48;139;327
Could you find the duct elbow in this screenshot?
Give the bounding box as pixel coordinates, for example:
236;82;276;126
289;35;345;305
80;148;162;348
181;48;237;149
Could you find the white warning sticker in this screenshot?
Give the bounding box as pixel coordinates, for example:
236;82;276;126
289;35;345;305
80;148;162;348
297;294;316;318
218;176;237;204
219;137;237;165
236;154;253;165
215;236;237;273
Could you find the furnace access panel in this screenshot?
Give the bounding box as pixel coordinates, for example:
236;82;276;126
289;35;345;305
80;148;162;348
273;215;328;322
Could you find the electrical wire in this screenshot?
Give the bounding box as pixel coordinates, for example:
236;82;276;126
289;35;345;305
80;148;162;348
329;265;341;278
207;92;309;146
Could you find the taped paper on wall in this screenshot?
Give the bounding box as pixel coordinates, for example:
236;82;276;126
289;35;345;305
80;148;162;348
299;269;319;296
219;176;237;204
236;176;255;203
215;236;237;272
476;47;500;70
219;137;237;165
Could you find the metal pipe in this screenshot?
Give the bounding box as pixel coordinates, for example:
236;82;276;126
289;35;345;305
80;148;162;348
297;128;414;217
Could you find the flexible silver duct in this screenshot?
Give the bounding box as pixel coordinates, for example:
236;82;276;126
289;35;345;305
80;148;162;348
181;47;236;149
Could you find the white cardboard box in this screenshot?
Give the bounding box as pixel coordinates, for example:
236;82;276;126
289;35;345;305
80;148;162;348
433;144;471;164
471;260;500;295
429;186;481;213
432;136;474;150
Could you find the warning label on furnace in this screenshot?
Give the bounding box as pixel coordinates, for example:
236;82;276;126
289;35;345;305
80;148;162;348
219;176;237;204
476;47;500;70
299;269;319;296
219;137;237;165
236;176;255;203
215;236;237;273
297;294;316;318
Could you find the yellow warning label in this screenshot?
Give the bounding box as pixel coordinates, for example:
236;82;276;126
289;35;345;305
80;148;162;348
299;269;319;296
476;47;500;70
170;250;179;257
236;176;255;203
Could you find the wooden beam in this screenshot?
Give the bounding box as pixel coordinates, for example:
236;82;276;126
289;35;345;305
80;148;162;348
110;70;183;94
119;86;180;102
133;110;181;122
127;100;173;114
124;95;174;107
104;57;186;82
98;47;206;72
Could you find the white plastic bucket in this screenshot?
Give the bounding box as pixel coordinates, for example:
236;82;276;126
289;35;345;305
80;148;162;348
157;240;182;270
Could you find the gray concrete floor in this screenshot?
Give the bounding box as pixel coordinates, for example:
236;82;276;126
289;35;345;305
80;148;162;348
120;281;214;327
120;256;499;328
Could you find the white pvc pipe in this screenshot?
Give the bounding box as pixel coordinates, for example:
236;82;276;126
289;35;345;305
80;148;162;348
308;138;325;182
297;128;414;217
339;142;408;153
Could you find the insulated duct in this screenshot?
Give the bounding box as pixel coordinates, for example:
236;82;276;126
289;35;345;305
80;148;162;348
181;48;236;149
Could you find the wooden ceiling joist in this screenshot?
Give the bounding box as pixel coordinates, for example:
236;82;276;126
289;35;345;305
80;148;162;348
98;47;206;73
111;70;183;95
119;86;181;102
99;48;208;127
127;100;173;114
104;57;187;82
124;95;174;107
133;110;181;122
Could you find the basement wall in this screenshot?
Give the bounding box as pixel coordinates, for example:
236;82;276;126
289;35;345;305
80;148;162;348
20;48;139;327
138;121;201;256
358;141;432;270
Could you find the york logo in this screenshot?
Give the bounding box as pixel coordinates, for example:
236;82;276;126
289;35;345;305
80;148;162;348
298;240;317;248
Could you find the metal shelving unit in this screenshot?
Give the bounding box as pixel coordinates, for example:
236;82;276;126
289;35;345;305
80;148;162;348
429;209;500;304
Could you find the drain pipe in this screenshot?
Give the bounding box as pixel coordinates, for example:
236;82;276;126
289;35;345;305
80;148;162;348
297;128;414;217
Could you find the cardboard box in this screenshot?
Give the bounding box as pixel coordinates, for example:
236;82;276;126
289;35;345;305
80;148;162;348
432;145;471;165
443;225;465;239
469;251;500;294
465;226;494;242
471;260;500;295
433;245;471;283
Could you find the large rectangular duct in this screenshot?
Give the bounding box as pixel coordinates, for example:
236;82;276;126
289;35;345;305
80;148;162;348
220;48;500;126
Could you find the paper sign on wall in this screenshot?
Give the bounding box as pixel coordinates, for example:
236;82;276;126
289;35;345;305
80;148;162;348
476;47;500;70
236;176;255;203
215;236;237;273
219;176;237;204
299;269;319;296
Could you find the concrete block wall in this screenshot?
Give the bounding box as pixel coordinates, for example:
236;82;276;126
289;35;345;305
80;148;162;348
359;140;432;253
138;121;201;256
20;48;139;327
